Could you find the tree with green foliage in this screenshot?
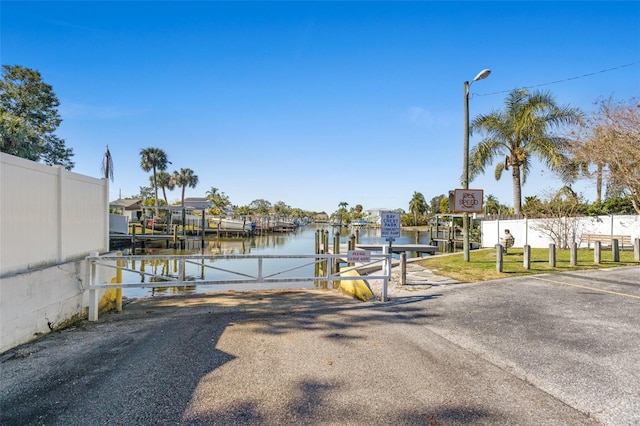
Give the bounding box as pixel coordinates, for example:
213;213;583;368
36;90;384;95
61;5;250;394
428;195;445;217
206;187;231;215
272;201;291;216
333;202;349;225
521;195;543;216
136;186;154;203
349;204;365;222
439;197;449;215
408;191;427;225
249;199;272;215
140;147;170;214
567;97;640;214
173;168;199;207
470;89;582;214
154;171;175;204
289;207;303;219
586;196;636;216
484;194;512;216
234;206;251;217
0;65;74;168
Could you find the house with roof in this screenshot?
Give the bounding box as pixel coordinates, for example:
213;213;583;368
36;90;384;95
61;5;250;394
109;198;143;222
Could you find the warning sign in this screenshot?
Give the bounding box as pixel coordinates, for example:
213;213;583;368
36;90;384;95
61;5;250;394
347;250;371;263
452;189;484;213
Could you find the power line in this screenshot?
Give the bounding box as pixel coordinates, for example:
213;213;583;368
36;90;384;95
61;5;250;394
473;62;639;98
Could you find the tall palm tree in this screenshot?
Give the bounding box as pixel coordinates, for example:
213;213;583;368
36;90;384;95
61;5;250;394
173;168;199;206
155;171;175;204
139;147;170;214
469;89;581;214
337;201;348;225
408;191;427;226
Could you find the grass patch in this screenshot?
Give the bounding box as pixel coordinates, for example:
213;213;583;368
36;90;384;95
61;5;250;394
418;247;640;283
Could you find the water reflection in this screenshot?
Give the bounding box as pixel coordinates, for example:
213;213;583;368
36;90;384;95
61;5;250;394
119;225;434;298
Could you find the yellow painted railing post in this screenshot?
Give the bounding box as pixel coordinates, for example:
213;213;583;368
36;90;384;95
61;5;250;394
116;251;123;312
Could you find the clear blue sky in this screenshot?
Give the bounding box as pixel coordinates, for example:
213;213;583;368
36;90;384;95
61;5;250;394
2;1;639;213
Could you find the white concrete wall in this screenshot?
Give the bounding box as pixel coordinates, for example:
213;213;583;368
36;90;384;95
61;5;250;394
0;258;115;353
481;215;640;249
1;153;110;353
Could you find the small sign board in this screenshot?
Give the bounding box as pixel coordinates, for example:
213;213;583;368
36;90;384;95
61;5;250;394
380;211;401;238
452;189;484;213
347;249;371;263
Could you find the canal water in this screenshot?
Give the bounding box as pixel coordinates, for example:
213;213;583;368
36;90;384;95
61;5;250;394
121;224;434;298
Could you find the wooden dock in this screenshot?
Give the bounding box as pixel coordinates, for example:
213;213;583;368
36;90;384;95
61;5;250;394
109;233;187;251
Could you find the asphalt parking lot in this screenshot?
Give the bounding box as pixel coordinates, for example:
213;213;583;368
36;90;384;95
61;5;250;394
1;266;638;425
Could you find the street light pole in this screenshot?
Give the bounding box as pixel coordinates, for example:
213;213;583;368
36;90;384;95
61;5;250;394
463;69;491;262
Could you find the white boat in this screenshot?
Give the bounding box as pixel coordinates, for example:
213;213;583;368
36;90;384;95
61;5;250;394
209;217;253;232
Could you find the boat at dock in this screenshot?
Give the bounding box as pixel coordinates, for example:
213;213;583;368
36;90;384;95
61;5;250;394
209;217;253;233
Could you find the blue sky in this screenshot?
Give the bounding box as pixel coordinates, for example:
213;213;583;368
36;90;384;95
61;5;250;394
2;1;639;213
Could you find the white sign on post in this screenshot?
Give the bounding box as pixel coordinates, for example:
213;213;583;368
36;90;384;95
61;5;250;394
380;211;401;238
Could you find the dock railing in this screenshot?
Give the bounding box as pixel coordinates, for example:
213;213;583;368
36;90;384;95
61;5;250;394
85;252;392;320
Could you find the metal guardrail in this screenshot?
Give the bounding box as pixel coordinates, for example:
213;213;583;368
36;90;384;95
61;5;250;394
85;252;392;320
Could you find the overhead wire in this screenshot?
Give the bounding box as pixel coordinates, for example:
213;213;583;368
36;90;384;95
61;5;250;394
472;62;639;98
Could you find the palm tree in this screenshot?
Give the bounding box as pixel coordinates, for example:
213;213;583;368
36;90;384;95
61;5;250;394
155;171;175;204
173;168;199;206
206;187;230;215
408;191;427;226
337;201;348;225
469;89;581;214
139;147;170;214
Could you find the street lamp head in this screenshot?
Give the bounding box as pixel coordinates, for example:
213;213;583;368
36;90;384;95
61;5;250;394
473;69;491;82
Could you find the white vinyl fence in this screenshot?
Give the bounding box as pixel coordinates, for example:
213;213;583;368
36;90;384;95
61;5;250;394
0;153;109;276
481;215;640;249
1;153;109;353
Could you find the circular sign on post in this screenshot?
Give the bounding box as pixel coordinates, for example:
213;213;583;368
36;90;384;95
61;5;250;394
453;189;484;213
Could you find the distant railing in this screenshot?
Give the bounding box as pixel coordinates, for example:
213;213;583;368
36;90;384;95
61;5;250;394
85;252;392;320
